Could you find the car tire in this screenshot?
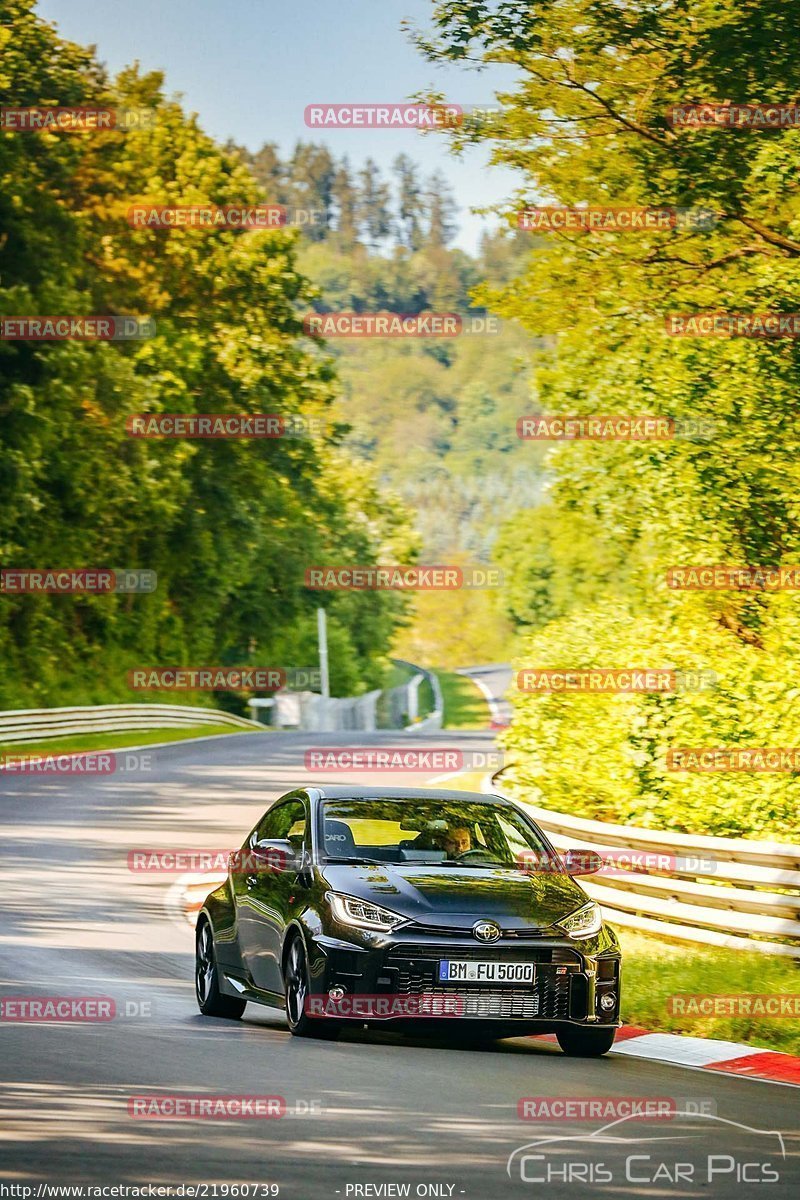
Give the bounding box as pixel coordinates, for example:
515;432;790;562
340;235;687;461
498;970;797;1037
555;1024;616;1057
283;935;340;1040
195;918;246;1019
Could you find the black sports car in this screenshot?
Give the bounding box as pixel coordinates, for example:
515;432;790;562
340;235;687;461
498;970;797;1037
196;785;621;1055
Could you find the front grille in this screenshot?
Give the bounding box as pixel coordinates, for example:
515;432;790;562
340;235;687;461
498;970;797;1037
421;990;545;1019
392;980;571;1020
381;943;578;1020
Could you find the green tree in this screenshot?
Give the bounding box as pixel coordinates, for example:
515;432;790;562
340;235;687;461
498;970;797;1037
357;158;393;249
286;142;335;240
330;159;359;249
0;0;411;709
393;153;424;251
415;0;800;838
424;170;457;248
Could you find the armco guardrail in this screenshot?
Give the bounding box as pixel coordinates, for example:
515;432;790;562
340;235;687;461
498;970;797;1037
485;772;800;958
0;703;262;745
391;658;443;732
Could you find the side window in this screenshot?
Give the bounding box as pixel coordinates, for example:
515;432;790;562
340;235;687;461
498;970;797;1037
254;799;307;846
497;815;531;858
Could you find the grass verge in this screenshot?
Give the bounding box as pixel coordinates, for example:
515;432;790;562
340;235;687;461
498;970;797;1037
435;670;489;730
0;724;262;758
618;927;800;1055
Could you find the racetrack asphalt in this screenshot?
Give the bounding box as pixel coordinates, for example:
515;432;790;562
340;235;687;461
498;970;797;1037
1;720;798;1198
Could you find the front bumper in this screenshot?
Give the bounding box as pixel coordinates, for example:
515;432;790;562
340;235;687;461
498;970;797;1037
305;923;621;1026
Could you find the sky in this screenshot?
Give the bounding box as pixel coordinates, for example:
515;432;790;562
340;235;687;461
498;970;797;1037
35;0;523;252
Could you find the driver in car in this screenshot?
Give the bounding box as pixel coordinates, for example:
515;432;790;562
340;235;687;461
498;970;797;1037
441;825;472;858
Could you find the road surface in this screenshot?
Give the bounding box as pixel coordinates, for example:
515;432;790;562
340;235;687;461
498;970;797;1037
458;664;513;726
1;721;797;1198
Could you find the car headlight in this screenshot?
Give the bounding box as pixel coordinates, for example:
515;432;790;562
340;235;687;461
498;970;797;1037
558;901;602;939
327;892;406;932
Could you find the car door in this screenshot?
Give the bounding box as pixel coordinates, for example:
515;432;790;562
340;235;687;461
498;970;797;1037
232;796;309;995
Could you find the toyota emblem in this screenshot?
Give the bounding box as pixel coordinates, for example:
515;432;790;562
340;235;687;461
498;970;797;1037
472;920;501;943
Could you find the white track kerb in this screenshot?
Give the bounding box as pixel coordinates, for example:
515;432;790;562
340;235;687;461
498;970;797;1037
557;1027;800;1088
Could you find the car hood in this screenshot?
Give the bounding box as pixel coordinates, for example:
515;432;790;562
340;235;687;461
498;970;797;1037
319;862;589;931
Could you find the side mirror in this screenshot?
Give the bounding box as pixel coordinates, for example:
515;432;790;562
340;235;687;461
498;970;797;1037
252;838;300;873
562;848;604;877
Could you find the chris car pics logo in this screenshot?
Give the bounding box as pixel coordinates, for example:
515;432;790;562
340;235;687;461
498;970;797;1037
507;1113;785;1186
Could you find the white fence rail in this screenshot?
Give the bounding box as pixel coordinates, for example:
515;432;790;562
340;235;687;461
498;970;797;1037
0;703;261;745
486;773;800;958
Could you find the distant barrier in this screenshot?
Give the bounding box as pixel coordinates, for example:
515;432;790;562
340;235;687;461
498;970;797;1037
271;689;383;732
267;660;443;733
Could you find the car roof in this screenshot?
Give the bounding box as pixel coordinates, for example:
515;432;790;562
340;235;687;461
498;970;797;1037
306;784;513;804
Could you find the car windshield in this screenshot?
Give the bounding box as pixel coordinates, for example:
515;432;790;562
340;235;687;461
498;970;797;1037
320;797;554;868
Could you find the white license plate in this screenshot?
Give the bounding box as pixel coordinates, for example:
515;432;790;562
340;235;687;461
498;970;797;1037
438;959;535;984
